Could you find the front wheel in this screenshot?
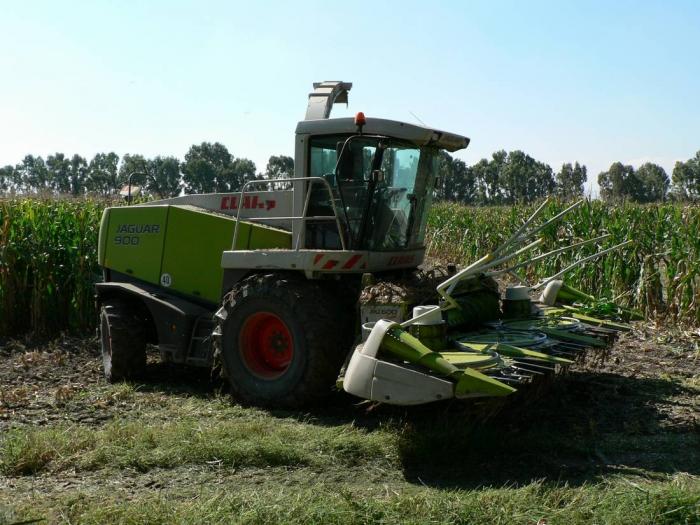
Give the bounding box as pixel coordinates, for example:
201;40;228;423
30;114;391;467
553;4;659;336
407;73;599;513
214;273;350;407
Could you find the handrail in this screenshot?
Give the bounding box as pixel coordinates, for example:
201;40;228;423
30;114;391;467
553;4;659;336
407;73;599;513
231;176;347;251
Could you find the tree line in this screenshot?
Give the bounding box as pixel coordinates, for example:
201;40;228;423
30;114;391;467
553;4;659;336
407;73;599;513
0;143;294;199
1;142;699;203
437;149;700;204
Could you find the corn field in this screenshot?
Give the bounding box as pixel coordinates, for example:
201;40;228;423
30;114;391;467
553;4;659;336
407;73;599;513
0;198;106;337
1;198;699;337
427;200;700;325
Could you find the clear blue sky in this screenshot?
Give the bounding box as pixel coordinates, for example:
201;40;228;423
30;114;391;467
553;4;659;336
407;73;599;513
2;0;699;195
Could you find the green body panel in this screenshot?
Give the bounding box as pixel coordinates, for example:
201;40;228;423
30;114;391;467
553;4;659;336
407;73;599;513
437;351;500;369
97;208;109;266
381;327;460;379
564;309;632;331
455;342;573;365
539;327;607;347
544;306;632;331
160;206;290;302
101;206;169;285
556;283;595;304
379;325;515;397
100;204;292;304
161;206;236;302
455;368;516;397
407;323;449;350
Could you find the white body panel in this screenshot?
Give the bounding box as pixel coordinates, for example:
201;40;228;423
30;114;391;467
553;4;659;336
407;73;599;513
343;320;454;405
220;248;426;275
141;191;294;230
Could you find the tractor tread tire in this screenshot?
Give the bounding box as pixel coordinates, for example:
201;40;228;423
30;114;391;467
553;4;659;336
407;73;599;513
100;299;148;382
214;273;349;408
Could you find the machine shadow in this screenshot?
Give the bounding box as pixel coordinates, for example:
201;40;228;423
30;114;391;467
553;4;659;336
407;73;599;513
135;359;225;398
390;371;700;489
133;357;698;490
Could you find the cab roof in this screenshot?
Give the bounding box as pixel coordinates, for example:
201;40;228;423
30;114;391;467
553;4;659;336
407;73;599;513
295;117;470;153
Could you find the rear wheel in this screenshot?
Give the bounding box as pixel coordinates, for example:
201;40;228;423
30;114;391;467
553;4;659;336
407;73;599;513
99;299;148;381
215;273;351;407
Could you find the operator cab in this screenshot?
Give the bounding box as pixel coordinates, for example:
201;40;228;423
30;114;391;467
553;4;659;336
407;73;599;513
305;134;435;251
295;116;469;252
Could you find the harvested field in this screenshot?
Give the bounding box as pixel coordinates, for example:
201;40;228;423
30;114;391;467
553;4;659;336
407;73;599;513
1;325;698;524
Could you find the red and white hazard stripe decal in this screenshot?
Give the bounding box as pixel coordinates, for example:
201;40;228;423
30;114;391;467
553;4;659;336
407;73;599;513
313;253;367;271
341;254;363;269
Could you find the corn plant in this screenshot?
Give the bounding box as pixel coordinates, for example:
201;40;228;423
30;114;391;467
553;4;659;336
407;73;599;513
0;198;107;337
427;200;700;325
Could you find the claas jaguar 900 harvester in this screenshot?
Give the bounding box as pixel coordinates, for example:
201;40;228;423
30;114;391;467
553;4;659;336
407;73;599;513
96;81;632;407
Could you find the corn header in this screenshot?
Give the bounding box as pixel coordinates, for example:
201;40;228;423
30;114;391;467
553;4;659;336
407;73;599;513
343;198;633;405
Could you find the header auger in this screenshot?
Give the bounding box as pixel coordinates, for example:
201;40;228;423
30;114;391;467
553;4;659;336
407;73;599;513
96;81;634;408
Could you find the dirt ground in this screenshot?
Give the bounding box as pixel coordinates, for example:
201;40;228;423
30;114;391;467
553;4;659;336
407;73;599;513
0;337;124;430
1;323;697;433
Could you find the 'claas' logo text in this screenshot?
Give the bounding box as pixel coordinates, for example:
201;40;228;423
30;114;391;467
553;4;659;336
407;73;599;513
221;196;276;211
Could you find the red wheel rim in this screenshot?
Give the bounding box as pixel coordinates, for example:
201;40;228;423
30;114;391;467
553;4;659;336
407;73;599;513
239;312;294;379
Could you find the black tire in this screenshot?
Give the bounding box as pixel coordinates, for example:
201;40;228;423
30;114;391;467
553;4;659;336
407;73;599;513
99;299;148;381
214;273;351;407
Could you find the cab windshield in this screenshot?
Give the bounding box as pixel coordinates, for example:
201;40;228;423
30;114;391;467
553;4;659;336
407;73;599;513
308;135;437;251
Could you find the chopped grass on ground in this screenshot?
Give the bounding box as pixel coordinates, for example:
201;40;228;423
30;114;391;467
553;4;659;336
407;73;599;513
2;475;698;525
0;414;398;476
